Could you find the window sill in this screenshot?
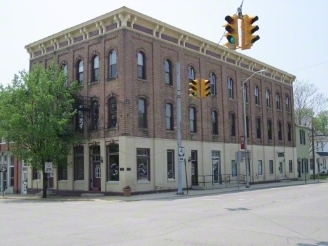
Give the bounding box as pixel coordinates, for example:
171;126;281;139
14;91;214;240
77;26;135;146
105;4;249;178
189;132;197;135
88;81;100;85
106;127;118;131
137;78;147;82
266;107;271;109
138;128;148;131
164;83;173;87
269;174;274;176
167;179;176;182
33;179;42;181
107;76;117;81
137;180;151;184
166;129;175;132
228;98;235;101
74;180;84;183
58;180;67;182
106;181;119;184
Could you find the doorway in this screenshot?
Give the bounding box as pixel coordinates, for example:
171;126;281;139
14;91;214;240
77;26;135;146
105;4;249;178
279;162;283;179
191;150;198;186
212;151;221;184
297;160;301;178
90;146;102;191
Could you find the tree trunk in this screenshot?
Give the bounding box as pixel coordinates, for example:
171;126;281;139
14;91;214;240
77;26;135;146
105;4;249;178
42;162;47;198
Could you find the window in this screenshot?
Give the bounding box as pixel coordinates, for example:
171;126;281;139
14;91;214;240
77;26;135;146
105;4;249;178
278;121;282;141
189;107;196;133
323;159;327;170
9;156;14;186
289;160;293;173
165;103;174;130
91;100;99;130
58;163;68;180
287;123;292;141
137;148;150;181
108;50;117;78
188;66;195;82
231;160;237;177
269;160;274;174
167;150;175;179
212;110;218;135
210;72;216;95
62;63;68;86
137;52;146;79
76;60;83;84
164;59;172;85
255;86;260;105
285;95;290;111
256;117;261;139
229;112;236;136
243;84;248;102
300;130;306;145
92;55;99;81
74;146;84;180
268;120;272;140
138;98;147;128
108;97;117;128
33;167;41;180
266;89;271;108
108;144;119;181
258;160;263;175
276;93;281;110
228;77;234;99
245;116;250;138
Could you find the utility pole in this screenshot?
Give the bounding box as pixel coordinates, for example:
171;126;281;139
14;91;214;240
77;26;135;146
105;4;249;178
312;117;315;180
176;62;183;195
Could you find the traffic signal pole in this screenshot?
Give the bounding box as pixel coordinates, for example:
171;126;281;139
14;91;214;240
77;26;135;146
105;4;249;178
176;62;184;195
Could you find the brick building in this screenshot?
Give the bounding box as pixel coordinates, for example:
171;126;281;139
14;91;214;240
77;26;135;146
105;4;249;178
25;6;296;194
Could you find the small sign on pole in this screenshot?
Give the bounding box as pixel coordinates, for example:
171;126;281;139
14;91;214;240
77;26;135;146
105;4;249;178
0;165;7;172
240;136;245;149
45;162;53;173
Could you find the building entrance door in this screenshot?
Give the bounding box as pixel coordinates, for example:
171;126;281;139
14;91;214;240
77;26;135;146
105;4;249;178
279;162;283;179
191;150;198;186
92;162;101;191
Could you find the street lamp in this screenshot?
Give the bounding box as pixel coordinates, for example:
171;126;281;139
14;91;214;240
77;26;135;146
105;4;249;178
242;69;266;188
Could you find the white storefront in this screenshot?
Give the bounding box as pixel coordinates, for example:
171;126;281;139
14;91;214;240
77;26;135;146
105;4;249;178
0;152;14;194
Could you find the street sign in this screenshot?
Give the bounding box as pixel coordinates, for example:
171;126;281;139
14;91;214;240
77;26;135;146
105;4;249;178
0;165;7;172
179;157;184;162
178;147;185;157
45;162;53;173
240;136;245;149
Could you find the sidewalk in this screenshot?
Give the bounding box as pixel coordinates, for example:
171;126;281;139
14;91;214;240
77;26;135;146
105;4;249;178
0;179;326;202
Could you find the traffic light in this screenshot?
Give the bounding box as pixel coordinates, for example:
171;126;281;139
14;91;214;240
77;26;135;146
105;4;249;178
189;79;200;98
223;14;239;50
200;79;211;98
241;15;260;50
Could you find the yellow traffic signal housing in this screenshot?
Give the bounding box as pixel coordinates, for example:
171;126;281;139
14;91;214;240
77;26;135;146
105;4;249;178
241;15;260;50
189;79;200;98
223;14;239;50
200;79;211;98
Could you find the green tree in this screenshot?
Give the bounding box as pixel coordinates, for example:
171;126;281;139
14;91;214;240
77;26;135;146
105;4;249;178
313;110;328;135
0;62;81;198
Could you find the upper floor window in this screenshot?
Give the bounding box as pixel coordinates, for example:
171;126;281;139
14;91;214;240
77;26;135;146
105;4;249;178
210;72;216;95
76;60;83;84
189;107;196;133
256;117;261;139
229;112;236;136
287;123;292;141
165;103;174;130
61;63;68;86
137;52;146;79
92;55;99;82
108;50;117;78
212;110;218;135
267;119;272;140
91;100;99;130
188;66;195;82
164;60;173;85
300;129;306;145
276;93;281;110
138;98;147;128
246;116;250;138
266;89;271;108
243;84;248;102
75;103;84;131
228;77;234;99
108;97;117;128
254;86;260;105
278;121;282;141
285;95;290;112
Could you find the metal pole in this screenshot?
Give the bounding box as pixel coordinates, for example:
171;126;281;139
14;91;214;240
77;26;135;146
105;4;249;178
184;159;188;194
312;117;315;180
176;62;183;195
242;81;250;188
1;172;4;198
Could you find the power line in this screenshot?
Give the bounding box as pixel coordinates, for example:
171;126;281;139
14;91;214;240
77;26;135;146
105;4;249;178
290;60;328;72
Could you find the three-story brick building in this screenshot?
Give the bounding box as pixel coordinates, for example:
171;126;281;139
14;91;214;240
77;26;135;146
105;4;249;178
25;6;296;194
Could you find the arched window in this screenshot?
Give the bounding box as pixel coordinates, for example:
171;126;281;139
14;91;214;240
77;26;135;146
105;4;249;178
266;89;271;108
92;55;99;81
211;110;218;135
229;112;236;136
108;97;117;128
210;72;216;95
228;77;234;99
256;117;261;139
285;95;290;111
188;66;195;82
278;121;282;140
76;60;83;84
91;100;99;130
138;98;147;128
61;63;68;86
276;93;281;110
189;107;196;133
267;119;272;140
255;86;260;105
165;103;173;130
108;50;117;78
137;52;146;79
164;60;172;85
287;122;292;141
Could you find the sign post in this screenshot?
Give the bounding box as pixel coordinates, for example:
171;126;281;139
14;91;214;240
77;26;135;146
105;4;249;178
45;162;53;173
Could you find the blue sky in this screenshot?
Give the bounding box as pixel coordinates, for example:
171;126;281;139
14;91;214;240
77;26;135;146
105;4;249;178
0;0;327;92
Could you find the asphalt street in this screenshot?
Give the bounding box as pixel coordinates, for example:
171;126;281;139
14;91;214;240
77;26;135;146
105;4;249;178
1;183;328;246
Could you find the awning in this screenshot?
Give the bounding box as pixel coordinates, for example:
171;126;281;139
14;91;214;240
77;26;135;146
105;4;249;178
316;152;328;157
